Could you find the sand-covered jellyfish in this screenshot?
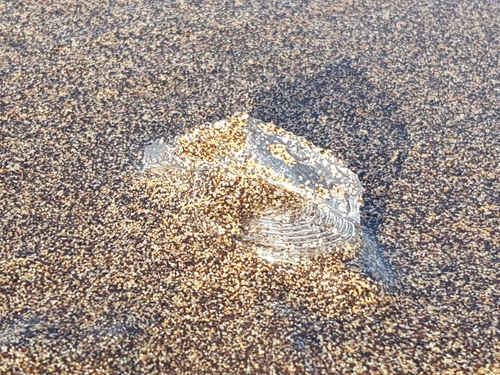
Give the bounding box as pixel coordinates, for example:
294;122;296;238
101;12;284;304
142;113;367;265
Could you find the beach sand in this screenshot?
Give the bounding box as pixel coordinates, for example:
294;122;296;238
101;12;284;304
1;0;499;373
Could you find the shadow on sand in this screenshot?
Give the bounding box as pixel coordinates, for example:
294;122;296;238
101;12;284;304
250;60;410;285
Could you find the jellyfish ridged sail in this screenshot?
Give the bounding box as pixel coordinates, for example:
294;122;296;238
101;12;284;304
142;113;364;263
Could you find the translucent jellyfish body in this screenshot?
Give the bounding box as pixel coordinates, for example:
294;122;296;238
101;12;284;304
143;113;364;263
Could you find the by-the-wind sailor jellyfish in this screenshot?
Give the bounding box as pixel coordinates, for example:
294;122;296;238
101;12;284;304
142;113;364;263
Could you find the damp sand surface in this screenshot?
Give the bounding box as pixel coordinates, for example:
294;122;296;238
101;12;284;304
1;1;499;373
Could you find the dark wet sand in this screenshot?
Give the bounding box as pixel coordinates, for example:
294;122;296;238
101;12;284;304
1;0;499;373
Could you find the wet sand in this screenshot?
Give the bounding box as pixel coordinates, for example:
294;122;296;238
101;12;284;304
1;0;499;373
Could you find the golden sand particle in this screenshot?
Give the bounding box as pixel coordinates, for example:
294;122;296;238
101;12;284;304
267;144;297;165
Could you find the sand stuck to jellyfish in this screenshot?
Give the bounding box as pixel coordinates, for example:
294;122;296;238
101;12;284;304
142;112;392;284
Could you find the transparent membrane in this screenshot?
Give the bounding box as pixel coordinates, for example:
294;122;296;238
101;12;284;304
143;113;364;263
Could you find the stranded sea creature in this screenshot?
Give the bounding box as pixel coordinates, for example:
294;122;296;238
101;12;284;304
143;113;364;263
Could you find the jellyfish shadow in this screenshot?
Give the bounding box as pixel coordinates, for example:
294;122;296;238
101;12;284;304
250;60;410;284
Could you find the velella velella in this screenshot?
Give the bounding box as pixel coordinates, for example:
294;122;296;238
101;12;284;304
143;113;364;263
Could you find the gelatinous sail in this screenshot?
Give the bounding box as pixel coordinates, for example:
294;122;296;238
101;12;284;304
143;113;364;263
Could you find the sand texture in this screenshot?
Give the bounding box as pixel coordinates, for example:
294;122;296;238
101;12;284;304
1;0;499;373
